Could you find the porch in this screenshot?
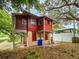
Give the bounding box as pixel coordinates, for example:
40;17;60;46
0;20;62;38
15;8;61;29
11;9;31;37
23;30;53;46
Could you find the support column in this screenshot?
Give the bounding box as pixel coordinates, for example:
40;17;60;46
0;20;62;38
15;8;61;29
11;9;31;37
44;31;45;45
43;18;45;45
51;22;54;44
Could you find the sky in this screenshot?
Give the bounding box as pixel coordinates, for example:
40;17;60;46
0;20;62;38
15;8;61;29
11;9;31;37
30;9;40;16
30;0;45;16
39;0;45;3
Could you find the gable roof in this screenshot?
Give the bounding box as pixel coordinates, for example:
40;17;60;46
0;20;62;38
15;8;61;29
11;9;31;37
39;16;52;21
12;11;39;19
12;11;53;20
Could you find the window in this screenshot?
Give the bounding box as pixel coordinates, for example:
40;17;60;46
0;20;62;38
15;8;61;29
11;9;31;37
48;20;52;25
31;19;36;25
38;21;41;25
22;19;27;25
38;20;43;25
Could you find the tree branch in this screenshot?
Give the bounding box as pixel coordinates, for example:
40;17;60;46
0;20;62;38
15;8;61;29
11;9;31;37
46;3;79;11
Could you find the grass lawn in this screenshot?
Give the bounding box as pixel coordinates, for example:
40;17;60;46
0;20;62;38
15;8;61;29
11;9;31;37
0;32;21;43
0;32;7;38
53;24;65;30
0;36;21;49
0;42;79;59
14;36;21;43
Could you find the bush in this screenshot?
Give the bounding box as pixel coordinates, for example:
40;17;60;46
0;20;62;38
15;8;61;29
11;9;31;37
72;37;79;43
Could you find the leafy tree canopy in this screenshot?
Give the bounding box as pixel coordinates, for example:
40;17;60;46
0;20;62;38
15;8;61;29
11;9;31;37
0;0;45;13
45;0;79;21
0;9;11;35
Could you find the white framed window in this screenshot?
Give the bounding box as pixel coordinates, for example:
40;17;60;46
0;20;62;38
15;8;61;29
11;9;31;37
22;19;27;25
31;19;36;25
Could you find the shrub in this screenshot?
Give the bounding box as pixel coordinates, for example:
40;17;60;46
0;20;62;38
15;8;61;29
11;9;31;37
72;37;79;43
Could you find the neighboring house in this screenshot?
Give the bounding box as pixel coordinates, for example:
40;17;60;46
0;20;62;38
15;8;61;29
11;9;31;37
53;28;74;42
12;12;53;46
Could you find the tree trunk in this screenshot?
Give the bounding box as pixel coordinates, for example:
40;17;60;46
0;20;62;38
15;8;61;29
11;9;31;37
73;20;76;38
11;14;15;49
11;29;15;49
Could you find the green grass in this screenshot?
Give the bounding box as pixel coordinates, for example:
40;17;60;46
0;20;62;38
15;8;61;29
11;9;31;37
0;32;9;42
0;32;7;38
53;25;65;30
0;39;7;42
8;35;21;43
0;32;22;43
15;36;21;42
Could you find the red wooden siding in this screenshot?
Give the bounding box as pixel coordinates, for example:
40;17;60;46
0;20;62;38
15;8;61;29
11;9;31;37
15;16;27;30
37;19;43;31
28;18;37;32
14;13;53;34
44;18;52;31
32;32;37;41
38;25;43;31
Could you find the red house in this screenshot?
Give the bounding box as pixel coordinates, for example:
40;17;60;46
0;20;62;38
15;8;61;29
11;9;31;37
12;12;53;46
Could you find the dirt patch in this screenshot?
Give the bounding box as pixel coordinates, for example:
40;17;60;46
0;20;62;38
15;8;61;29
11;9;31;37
0;43;79;59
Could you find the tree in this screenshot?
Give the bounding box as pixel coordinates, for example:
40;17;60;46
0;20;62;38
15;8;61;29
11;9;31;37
45;0;79;20
0;9;11;35
45;0;79;41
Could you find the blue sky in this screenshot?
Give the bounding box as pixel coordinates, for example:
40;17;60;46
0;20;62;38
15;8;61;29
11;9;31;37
31;0;45;16
39;0;45;3
30;9;40;16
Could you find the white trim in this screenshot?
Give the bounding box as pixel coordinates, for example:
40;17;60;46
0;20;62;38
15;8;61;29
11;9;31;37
31;19;36;25
38;30;52;33
15;29;27;33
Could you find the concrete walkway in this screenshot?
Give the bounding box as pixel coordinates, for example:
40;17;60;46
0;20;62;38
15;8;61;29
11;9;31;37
0;41;13;50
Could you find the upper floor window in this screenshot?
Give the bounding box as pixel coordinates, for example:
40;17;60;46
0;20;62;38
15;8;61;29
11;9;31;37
48;20;52;25
38;20;43;25
31;19;36;25
22;19;27;25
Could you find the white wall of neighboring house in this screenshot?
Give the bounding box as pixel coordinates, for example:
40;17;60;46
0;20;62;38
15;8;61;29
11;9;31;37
53;33;73;42
53;32;79;42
